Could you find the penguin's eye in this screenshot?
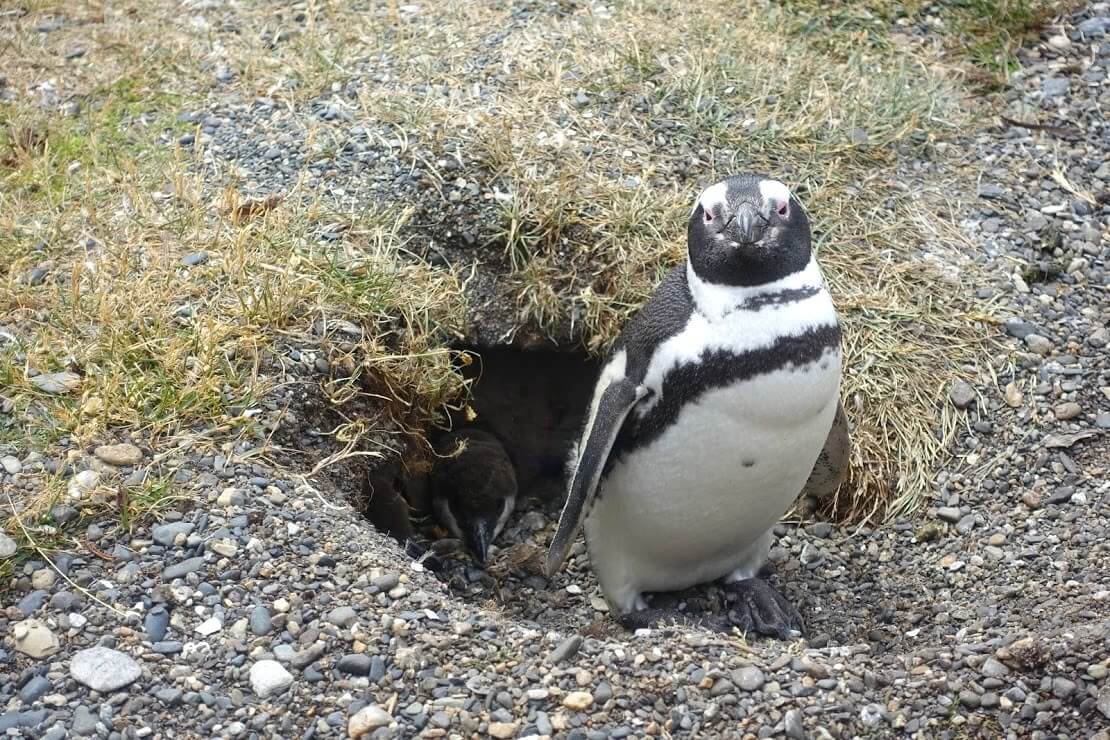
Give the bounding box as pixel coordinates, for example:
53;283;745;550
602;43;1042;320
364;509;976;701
777;201;789;218
704;208;713;223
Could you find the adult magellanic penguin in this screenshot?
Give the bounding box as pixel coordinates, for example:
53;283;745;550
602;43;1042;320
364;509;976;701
546;173;844;639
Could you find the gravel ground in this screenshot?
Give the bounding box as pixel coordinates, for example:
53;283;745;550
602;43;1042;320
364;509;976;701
3;3;1110;739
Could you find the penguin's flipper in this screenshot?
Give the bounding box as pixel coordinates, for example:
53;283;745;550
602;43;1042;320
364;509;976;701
545;377;647;577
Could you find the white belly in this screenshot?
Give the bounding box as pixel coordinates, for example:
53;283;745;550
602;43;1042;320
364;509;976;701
584;347;841;612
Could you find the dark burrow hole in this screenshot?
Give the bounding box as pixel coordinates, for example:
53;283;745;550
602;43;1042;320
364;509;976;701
353;343;601;597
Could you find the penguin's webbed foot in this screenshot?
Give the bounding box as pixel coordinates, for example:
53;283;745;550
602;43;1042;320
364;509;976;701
720;577;804;640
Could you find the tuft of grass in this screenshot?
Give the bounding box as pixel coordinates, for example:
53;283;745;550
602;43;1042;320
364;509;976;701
0;2;471;579
784;0;1078;88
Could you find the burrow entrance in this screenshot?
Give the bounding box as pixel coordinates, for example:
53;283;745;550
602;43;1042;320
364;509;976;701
350;343;603;606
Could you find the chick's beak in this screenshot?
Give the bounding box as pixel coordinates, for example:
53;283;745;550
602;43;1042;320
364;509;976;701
465;518;494;565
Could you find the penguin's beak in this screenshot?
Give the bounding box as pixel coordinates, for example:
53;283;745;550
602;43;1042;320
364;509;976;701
726;202;766;245
464;517;494;565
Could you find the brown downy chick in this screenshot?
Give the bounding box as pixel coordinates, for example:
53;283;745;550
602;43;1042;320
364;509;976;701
429;428;517;565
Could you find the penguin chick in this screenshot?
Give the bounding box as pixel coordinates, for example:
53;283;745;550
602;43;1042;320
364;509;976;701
429;428;517;565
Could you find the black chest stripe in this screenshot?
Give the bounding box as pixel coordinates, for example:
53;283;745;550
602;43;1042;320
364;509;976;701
605;322;842;471
731;286;821;313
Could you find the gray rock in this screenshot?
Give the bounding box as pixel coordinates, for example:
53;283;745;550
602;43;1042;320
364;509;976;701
70;647;142;692
17;590;48;617
152;641;183;654
163;557;205;579
784;708;805;739
289;642;326;668
1042;78;1070;99
949;379;976;409
808;522;833;538
152;521;194;546
979;184;1005;199
325;605;357;628
0;532;17;558
732;666;766;691
936;507;962;523
594;681;613;703
981;657;1010;678
955;514;977;534
369;655;386;682
50;504;78;525
72;706;99;736
0;710;47;732
371;573;399;591
336;654;372;675
182;251;209;266
19;675;52;703
1054;402;1081;420
49;591;79;611
250;605;272;635
155;687;183;705
1004;317;1035;338
1098;687;1110;719
249;660;293;698
1051;676;1076;698
548;635;582;664
1;455;21;474
1024;333;1053;355
145;605;170;642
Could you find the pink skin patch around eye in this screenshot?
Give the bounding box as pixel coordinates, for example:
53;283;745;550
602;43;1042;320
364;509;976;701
777;201;789;217
704;209;713;223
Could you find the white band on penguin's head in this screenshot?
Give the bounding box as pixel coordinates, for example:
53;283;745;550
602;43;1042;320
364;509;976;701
693;181;728;216
758;179;792;217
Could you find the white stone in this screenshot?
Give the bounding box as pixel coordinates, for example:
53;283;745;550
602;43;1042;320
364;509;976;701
70;647;142;691
347;704;392;736
195;617;222;636
1;455;21;474
93;443;143;466
31;568;56;589
0;532;17;558
249;659;293;698
12;619;60;658
208;539;238;557
68;469;100;499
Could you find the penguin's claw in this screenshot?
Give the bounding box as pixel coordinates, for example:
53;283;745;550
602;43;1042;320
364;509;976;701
618;608;707;632
616;583;802;641
721;577;804;640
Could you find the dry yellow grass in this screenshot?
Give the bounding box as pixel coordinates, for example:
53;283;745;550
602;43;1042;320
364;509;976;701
0;0;1065;581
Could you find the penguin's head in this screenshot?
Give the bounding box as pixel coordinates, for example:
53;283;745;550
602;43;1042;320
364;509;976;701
686;173;812;287
432;488;515;566
429;429;517;566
